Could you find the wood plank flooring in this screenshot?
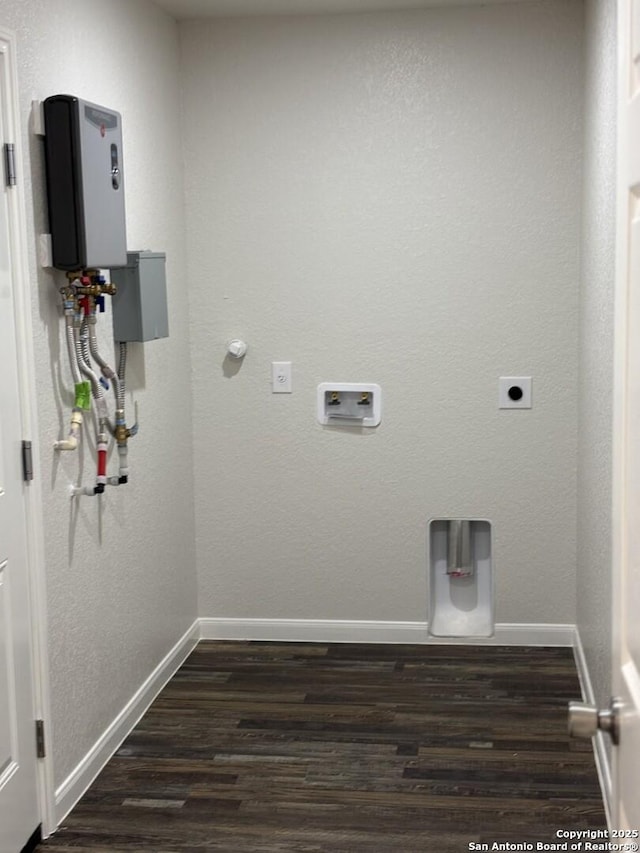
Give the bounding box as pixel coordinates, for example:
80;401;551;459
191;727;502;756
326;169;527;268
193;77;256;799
38;642;606;852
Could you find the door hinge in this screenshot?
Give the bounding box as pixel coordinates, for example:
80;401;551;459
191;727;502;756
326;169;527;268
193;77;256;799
35;720;45;758
22;440;33;482
4;143;16;186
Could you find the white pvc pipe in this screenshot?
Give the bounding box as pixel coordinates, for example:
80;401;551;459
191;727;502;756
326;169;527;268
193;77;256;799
117;444;129;478
54;408;82;452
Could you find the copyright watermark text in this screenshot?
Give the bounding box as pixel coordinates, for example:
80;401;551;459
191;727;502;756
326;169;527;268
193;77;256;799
467;831;640;853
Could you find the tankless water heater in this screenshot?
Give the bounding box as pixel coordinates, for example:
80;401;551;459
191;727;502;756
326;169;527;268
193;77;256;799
43;95;127;271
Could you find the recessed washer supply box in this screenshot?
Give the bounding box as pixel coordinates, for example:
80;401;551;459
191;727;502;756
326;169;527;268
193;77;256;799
111;251;169;342
317;383;382;427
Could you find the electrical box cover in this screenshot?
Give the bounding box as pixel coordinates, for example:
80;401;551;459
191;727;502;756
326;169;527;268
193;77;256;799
43;94;127;270
111;252;169;342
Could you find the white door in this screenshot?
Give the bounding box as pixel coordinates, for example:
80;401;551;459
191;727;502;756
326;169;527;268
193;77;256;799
0;37;40;853
613;0;640;830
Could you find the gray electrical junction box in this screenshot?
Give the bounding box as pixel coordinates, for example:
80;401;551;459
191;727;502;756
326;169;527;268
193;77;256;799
111;251;169;342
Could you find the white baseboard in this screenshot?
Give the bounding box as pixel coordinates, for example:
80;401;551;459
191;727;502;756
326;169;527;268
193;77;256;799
199;617;575;647
572;626;613;828
54;619;200;826
200;617;429;644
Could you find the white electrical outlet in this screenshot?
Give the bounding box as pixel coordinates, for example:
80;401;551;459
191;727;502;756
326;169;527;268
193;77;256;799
272;361;292;393
499;376;532;409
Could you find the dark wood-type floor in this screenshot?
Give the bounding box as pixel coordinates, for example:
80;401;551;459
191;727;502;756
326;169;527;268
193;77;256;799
38;642;606;852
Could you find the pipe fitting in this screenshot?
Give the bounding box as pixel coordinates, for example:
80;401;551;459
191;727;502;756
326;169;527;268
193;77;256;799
54;409;83;452
70;485;97;498
54;436;79;451
75;282;117;297
115;423;129;444
75;284;101;297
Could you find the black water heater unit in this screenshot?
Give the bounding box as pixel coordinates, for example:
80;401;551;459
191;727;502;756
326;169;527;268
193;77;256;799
43;94;127;271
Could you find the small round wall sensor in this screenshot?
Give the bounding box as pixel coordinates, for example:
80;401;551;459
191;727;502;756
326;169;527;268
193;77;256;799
227;339;247;359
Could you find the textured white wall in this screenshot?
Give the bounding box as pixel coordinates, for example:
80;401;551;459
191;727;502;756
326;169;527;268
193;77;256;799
0;0;592;799
577;0;616;717
0;0;197;787
182;3;584;625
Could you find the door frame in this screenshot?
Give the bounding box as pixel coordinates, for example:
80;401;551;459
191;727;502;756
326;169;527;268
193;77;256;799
0;25;55;838
612;0;640;829
612;0;624;826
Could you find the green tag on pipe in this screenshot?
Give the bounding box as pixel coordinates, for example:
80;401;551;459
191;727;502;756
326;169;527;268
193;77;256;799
75;381;92;411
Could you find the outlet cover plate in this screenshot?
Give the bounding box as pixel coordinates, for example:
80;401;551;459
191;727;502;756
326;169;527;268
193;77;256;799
272;361;292;393
499;376;532;409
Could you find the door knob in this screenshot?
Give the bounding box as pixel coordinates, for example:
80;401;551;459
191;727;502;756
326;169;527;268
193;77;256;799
568;697;622;745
